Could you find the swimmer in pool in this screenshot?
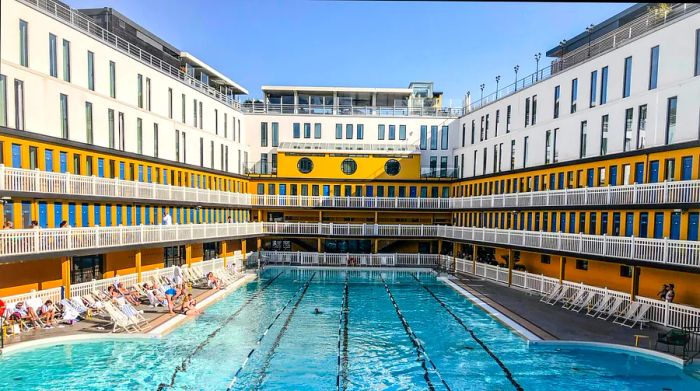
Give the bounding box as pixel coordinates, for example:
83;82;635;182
313;308;322;315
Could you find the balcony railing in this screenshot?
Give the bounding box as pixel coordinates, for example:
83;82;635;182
1;222;698;268
258;251;441;267
3;166;700;210
278;142;419;153
241;102;463;117
19;0;241;108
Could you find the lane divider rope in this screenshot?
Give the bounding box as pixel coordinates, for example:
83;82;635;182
336;274;349;391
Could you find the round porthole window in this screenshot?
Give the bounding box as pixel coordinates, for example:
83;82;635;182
297;157;314;174
384;159;401;176
341;158;357;175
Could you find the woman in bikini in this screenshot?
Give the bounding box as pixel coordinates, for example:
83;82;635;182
179;294;202;316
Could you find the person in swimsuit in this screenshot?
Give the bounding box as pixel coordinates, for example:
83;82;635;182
165;286;182;314
179;294;202;316
313;308;322;315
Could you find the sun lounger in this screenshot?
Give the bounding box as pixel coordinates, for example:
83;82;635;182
102;301;141;333
562;287;586;310
613;302;651;328
571;291;597;312
597;297;626;320
586;294;611;317
539;284;563;304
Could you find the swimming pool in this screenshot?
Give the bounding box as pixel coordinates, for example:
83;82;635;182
1;267;699;390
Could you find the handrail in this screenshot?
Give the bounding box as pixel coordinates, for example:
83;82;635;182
18;0;241;109
240;102;463;117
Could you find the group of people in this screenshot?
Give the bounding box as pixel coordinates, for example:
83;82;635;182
4;299;57;329
2;220;70;229
658;283;676;302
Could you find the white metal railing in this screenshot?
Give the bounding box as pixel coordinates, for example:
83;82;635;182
0;166;252;206
4;166;699;210
277;141;419;153
449;255;700;329
0;223;264;258
0;287;63;307
18;0;241;108
257;251;441;267
241;102;463;117
69;274;139;299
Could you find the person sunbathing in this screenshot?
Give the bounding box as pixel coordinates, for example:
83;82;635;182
11;302;42;329
207;272;222;290
116;282;141;306
178;294;202;316
38;300;56;326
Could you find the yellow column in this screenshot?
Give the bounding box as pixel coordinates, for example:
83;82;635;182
257;210;262;222
61;256;71;298
221;241;228;267
630;266;641;301
374;211;378;223
507;249;514;286
558;256;566;284
317;238;322;252
185;244;192;267
472;245;478;274
318;210;323;222
437;240;443;255
135;251;142;283
256;237;262;251
373;239;379;253
241;240;247;261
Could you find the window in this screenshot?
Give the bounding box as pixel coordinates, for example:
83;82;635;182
399;125;406;140
545;130;552;164
224;113;228;138
304;123;311;138
430;126;438;150
108;109;115;148
85;102;93;144
270;153;277;173
531;95;537;125
541;255;551;264
524;97;530;126
523;136;529;167
637;104;647;149
431;156;438;177
182;132;186;162
0;75;6;126
622;56;632;98
272;122;279;146
14;79;24;130
335;123;342;139
260;122;268;146
210;140;214;168
60;94;69;139
388;125;395;140
87;51;95;91
420;125;427;149
117;112;125;150
19;20;31;66
260;154;268;174
470;120;475;144
510;140;516;170
146;78;151;111
624;108;633;151
346;124;353;139
49;34;57;77
482;148;487;175
576;259;589;271
665;158;675;181
620;265;633;278
181;94;186;123
665;96;677;144
441;126;449;150
649;46;659;90
493;145;498;172
579;121;587;158
109;61;116;98
485;114;489;140
553;129;558;163
294;123;301;139
385;159;400;176
341;158;357;175
495;110;499;136
167;88;173;119
553;85;560;119
440;156;448;177
198;101;203;129
696;28;700;76
29;147;37;169
506;105;511;132
600;115;609;155
137;74;143;108
314;123;321;139
600;66;608;104
472;150;477;176
61;39;71;82
153;123;159;158
378;124;385;140
570;78;578;113
461;124;466;147
357;124;364;140
199;138;204;167
589;70;598;107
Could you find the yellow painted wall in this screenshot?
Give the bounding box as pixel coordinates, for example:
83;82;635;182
104;250;137;277
638;267;700;305
141;248;165;271
191;244;204;263
276;152;422;180
0;258;63;296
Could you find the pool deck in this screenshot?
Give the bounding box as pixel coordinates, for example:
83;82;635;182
450;273;669;349
1;273;256;353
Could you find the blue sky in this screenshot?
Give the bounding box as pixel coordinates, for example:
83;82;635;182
68;0;632;104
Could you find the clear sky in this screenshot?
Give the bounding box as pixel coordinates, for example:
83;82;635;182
67;0;632;105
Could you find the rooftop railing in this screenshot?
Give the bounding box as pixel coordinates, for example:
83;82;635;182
18;0;241;109
464;3;699;115
277;142;419;153
241;102;463;117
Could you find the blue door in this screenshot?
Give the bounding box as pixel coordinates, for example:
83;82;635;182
145;206;151;225
409;186;417;197
38;201;47;227
279;184;286;195
54;202;62;227
136;206;141;225
654;213;664;239
612;212;620;236
533;177;539;191
649;161;659;183
147;167;152;183
601;212;608;235
569;212;576;233
116;204;122;225
549;174;555;190
609;166;617;186
688;212;699;241
559;213;566;233
323;185;330;197
670;212;681;240
138;165;144;182
45;150;54;172
639;213;648;238
68;203;76;227
681;156;693;180
550;212;557;232
586;169;594;187
81;204;89;227
126;206;132;226
106;206;112;226
558;173;564;190
119;162;125;180
59;152;68;173
163;169;168;185
519;213;525;230
366;186;374;197
97;158;104;177
11;144;21;168
589;213;597;234
625;213;634;236
94;204;101;226
634;162;644;184
527;212;532;230
534;213;540;231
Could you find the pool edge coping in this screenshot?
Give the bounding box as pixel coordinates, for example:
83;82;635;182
530;340;688;368
0;273;258;356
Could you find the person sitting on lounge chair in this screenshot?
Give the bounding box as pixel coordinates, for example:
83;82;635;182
207;272;222;290
116;282;141;306
37;300;56;326
164;286;182;315
179;294;202;316
11;302;42;329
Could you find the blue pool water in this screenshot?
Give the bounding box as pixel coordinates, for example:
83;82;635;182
1;267;699;390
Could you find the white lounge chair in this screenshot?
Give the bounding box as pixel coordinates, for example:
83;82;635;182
613;302;651;328
571;291;597;312
562;287;586;310
539;284;563;304
586;294;612;317
598;297;626;320
545;285;569;305
103;301;141;333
